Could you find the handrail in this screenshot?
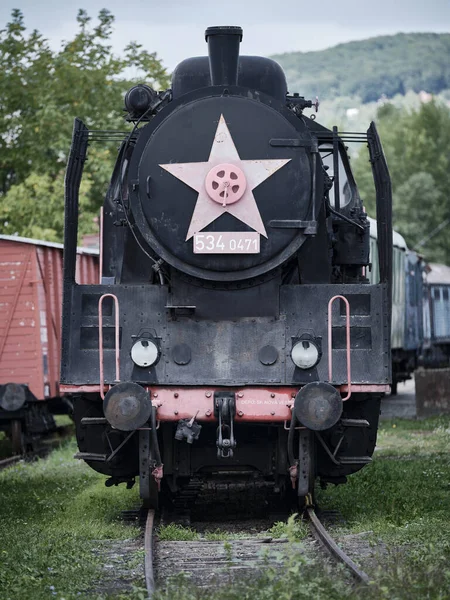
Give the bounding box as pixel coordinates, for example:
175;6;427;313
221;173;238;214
98;293;120;399
328;295;352;401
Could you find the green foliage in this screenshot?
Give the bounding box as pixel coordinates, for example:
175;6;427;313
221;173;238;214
316;425;450;600
0;9;169;242
353;100;450;262
0;440;141;600
157;523;199;541
272;33;450;102
1;418;450;599
267;513;308;541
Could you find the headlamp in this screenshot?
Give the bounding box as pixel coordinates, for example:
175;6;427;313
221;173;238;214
131;339;159;367
291;339;320;370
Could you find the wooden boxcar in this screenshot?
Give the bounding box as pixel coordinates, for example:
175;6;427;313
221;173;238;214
0;235;98;451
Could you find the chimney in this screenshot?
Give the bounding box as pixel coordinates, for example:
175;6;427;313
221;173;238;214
205;26;243;86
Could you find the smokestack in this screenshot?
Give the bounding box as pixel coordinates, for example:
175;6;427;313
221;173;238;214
205;26;243;86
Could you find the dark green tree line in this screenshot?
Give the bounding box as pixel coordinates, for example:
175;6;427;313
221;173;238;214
273;33;450;102
353;101;450;263
0;9;169;241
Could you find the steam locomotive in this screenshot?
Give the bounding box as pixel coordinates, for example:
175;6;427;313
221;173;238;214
61;26;393;509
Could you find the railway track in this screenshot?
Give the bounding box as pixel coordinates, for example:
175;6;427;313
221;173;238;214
142;506;370;598
0;454;22;471
306;506;370;584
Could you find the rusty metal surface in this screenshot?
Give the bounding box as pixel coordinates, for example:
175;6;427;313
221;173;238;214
104;382;151;430
415;367;450;417
0;383;27;411
294;382;343;431
151;386;295;422
0;238;98;401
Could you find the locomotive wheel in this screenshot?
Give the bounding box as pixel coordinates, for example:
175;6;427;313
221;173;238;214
297;429;316;510
11;419;24;455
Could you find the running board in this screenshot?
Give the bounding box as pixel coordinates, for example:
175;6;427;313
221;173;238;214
339;456;372;465
80;417;107;426
74;452;107;462
340;419;370;428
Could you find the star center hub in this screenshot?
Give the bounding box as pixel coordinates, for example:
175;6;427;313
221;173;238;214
205;163;247;206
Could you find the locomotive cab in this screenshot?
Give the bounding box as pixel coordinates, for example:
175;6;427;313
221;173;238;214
61;26;393;510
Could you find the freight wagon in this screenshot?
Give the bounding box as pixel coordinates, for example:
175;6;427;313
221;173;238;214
0;235;98;452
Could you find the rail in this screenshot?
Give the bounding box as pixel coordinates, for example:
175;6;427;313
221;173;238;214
306;506;370;584
144;509;156;598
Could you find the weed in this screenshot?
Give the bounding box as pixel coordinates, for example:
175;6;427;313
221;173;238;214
157;523;199;541
267;513;308;541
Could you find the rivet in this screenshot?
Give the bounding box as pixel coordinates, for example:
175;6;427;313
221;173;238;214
238;392;244;398
153;393;158;398
291;392;296;398
238;410;244;417
271;393;275;398
205;409;212;417
174;410;178;415
205;392;212;398
271;411;275;416
174;392;179;398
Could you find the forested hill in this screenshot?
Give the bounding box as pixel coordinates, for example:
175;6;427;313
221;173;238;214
271;33;450;102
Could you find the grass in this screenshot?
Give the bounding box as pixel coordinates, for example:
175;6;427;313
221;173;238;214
157;512;308;543
1;416;449;599
375;415;450;457
316;415;450;598
0;440;141;600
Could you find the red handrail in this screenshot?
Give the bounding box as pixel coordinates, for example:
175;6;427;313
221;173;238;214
328;295;352;401
98;293;120;399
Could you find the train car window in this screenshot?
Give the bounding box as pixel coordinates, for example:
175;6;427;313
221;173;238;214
320;144;353;208
408;270;417;306
434;288;441;300
393;248;403;303
444;288;449;301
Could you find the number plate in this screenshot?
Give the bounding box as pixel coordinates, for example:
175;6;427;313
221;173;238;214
193;232;260;254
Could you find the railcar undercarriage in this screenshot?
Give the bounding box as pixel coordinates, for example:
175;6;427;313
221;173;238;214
73;391;381;509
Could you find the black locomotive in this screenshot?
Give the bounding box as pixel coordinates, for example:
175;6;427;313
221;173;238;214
61;26;393;509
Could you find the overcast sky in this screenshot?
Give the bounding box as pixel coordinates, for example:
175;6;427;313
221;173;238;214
1;0;449;70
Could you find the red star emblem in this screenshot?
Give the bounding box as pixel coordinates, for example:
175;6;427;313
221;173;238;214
159;115;291;241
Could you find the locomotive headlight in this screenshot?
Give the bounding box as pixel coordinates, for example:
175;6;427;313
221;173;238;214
291;340;320;369
131;339;159;367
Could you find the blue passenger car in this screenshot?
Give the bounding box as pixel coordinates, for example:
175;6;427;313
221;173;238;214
369;219;425;393
422;263;450;366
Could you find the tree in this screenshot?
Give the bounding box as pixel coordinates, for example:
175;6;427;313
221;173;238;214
353;100;450;263
0;9;169;241
273;33;450;102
